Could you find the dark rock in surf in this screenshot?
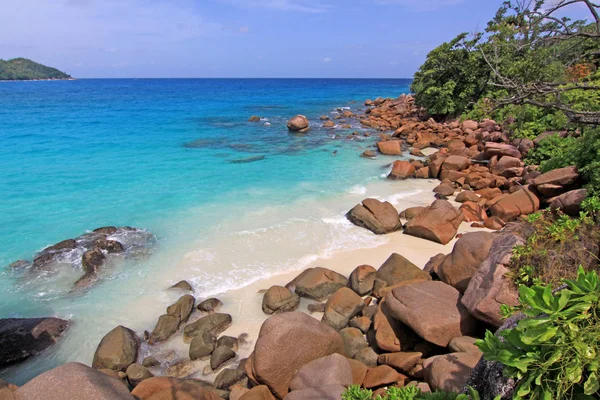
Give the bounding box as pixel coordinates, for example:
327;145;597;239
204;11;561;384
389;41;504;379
0;317;70;367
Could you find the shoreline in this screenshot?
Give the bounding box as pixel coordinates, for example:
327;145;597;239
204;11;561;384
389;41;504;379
136;180;488;382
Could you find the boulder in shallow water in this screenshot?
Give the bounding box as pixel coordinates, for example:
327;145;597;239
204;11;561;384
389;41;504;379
189;331;217;360
0;317;70;367
92;325;140;372
95;239;125;254
149;314;180;345
32;239;78;270
170;280;194;292
183;313;232;342
287;115;310;133
198;298;223;313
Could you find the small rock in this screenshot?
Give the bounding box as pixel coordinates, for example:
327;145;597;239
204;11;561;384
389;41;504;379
198;298;223;313
142;356;160;368
349;265;377;296
126;363;153;387
169;280;193;292
214;368;246;390
211;345;236;370
262;286;300;315
189;331;217;360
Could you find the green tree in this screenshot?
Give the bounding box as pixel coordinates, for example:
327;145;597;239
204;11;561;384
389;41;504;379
411;33;490;118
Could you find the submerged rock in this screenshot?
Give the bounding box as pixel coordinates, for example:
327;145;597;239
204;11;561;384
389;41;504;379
0;317;70;367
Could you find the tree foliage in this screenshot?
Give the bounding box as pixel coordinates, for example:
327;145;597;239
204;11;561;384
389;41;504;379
0;58;72;81
411;33;490;118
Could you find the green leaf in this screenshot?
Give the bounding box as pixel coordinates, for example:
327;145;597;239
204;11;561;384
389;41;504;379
584;372;600;395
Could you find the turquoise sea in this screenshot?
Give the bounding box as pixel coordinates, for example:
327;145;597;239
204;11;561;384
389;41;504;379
0;78;415;383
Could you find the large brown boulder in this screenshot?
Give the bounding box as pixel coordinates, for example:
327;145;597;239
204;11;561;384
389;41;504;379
378;352;422;373
484;143;521;159
346;198;401;235
92;326;140;371
404;200;464;245
16;362;135;400
424;352;481;393
287;116;309;133
376;253;431;287
491;156;523;177
442;156;470;171
322;288;364;330
437;232;496;292
461;233;522;327
246;312;345;399
289;353;352;391
459;201;487;223
532;166;579;187
349;265;377;296
373;301;419;353
262;286;300;315
490;187;539;221
362;365;399;389
131;377;221;400
388;161;416;180
385;281;478;347
340;327;368;358
0;317;69;367
550;188;587;216
239;385;276;400
286;267;348;301
377;140;402;155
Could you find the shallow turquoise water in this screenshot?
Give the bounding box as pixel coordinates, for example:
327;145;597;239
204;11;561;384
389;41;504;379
0;78;412;382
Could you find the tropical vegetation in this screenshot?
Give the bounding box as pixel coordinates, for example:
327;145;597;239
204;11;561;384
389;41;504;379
0;58;72;81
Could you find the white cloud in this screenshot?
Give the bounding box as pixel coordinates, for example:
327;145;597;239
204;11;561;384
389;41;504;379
373;0;465;11
239;26;250;33
217;0;329;13
323;57;333;63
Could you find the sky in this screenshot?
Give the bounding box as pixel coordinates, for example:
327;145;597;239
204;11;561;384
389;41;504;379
0;0;590;78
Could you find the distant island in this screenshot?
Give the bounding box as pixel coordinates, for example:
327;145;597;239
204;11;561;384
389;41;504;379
0;58;73;81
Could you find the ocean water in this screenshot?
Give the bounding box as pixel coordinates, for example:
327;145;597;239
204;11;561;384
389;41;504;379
0;78;416;383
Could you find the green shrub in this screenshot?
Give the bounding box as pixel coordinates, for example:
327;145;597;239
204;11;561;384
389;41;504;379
508;211;600;288
341;385;488;400
524;135;578;171
477;267;600;399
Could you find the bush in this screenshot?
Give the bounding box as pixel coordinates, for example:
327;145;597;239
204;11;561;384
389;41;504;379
508;210;600;288
341;385;488;400
524;135;578;172
477;267;600;399
411;33;489;118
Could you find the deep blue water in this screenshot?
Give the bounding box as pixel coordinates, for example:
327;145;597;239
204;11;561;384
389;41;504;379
0;79;410;266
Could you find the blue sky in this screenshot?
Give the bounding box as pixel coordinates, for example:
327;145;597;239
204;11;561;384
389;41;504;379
0;0;587;78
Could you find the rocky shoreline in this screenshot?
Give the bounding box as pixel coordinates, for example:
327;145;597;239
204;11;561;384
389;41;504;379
1;94;589;399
